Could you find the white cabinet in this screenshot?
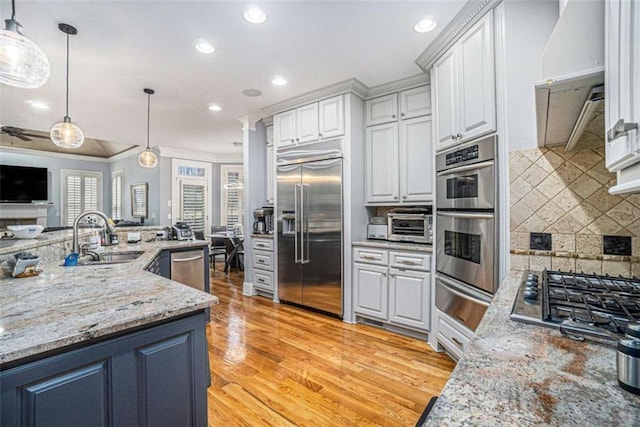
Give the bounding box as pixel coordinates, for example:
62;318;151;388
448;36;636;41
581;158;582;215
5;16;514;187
605;0;640;175
318;96;345;139
274;96;345;150
365;116;433;205
353;263;388;320
389;268;431;331
432;12;496;151
274;110;296;148
253;237;275;293
366;94;398;126
399;86;432;120
436;310;473;360
353;246;431;333
365;123;399;203
400;116;433;203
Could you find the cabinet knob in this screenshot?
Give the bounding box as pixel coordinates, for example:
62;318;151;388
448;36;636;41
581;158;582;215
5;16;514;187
400;112;405;117
382;271;387;276
393;196;398;199
402;195;407;199
389;273;395;277
391;114;396;119
290;139;295;143
450;135;456;140
456;133;462;139
318;133;323;138
295;138;300;142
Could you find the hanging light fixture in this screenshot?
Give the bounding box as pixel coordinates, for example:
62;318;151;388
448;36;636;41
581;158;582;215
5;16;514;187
138;88;158;168
50;23;84;148
0;0;50;88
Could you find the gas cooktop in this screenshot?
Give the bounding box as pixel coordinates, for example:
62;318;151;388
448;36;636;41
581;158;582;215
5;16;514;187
511;270;640;341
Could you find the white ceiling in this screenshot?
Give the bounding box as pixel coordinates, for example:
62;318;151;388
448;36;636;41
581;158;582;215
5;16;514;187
0;0;466;155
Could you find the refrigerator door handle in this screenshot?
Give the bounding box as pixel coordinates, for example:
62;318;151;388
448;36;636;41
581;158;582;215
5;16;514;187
301;184;310;264
294;184;300;264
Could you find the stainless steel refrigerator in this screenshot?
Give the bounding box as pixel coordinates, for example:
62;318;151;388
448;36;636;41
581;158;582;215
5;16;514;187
277;156;343;317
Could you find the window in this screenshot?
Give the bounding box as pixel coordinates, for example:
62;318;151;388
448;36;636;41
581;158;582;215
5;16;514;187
221;165;244;229
61;169;103;226
180;179;207;231
111;170;124;220
171;159;212;233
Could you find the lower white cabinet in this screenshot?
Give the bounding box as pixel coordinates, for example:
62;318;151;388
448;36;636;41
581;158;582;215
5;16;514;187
253;237;275;293
436;309;474;361
353;246;431;333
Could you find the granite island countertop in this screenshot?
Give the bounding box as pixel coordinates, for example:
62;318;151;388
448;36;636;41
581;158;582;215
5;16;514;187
0;239;218;366
425;269;640;426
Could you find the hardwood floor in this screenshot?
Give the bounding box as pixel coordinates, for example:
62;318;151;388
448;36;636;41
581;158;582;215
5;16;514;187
206;264;455;426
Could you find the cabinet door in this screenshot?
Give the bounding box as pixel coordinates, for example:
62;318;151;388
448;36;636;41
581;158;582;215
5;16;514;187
365;122;399;203
366;93;398;126
318;95;345;139
400;116;433;203
275;110;296;148
266;144;275;204
353;262;388;320
296;103;319;143
388;268;430;331
605;0;640;172
432;49;459;150
266;125;274;145
399;86;431;120
457;12;496;142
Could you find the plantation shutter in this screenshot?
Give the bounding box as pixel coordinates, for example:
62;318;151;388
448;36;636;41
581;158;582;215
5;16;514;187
62;170;102;226
180;181;206;231
111;172;123;220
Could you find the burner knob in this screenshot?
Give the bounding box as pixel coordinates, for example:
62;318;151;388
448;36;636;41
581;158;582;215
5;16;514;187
527;273;539;281
524;289;539;300
625;323;640;340
525;280;538;288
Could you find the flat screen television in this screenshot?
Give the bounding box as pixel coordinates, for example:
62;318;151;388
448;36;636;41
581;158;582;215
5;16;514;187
0;164;48;203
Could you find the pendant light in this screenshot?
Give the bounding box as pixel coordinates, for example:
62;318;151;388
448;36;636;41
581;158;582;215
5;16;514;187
138;88;158;168
0;0;50;88
50;23;84;148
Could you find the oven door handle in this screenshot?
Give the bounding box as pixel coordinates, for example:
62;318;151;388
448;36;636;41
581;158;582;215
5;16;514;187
437;160;494;176
436;274;492;306
436;211;494;220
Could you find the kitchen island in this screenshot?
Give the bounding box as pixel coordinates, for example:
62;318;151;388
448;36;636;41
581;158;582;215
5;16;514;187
0;238;218;426
425;269;640;426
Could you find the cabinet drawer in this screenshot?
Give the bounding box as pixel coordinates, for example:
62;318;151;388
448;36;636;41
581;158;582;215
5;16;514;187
437;313;472;360
353;247;388;265
253;250;274;270
252;238;273;251
389;251;430;271
254;269;274;291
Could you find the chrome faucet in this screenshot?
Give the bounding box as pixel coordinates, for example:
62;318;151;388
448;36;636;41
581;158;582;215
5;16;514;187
72;210;116;254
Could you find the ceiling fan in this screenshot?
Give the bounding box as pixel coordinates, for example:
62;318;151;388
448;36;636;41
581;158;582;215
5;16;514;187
0;126;48;142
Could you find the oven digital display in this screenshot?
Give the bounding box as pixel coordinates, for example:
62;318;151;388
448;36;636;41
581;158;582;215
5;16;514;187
444;231;481;264
445;145;479;166
446;174;479;199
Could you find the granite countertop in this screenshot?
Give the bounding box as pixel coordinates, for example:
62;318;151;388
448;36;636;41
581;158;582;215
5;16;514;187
352;240;433;253
0;239;218;366
0;228;91;255
426;269;640;426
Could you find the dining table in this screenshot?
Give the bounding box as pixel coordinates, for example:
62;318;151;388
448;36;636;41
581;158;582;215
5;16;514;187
205;232;244;274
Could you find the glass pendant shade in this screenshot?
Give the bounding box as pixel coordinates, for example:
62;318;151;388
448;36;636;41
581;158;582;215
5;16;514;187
138;148;158;168
50;117;84;148
0;21;50;88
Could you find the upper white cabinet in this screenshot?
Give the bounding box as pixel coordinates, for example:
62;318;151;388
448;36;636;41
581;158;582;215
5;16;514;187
274;95;345;150
605;0;640;175
364;87;433;205
366;94;398;126
318;96;345;139
266;143;275;205
399;86;432;120
432;12;496;151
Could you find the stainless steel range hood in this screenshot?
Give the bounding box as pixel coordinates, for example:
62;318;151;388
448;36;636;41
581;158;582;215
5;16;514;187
535;0;605;150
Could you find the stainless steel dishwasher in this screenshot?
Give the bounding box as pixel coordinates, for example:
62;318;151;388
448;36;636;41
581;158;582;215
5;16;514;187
170;249;206;292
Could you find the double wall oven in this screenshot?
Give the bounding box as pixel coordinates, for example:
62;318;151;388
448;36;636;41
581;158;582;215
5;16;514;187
435;136;498;333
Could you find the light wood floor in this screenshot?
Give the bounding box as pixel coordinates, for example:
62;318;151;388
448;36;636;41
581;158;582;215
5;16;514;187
206;265;455;426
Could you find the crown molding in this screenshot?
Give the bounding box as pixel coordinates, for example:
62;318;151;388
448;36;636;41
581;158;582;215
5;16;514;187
0;145;111;163
106;146;144;163
260;116;274;127
366;74;429;99
158;146;242;163
261;78;368;116
415;0;501;72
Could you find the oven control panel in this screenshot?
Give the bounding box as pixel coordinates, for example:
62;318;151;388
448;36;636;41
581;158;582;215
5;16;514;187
445;145;479;166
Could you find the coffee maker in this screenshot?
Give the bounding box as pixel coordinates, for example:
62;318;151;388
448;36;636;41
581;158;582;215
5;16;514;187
253;207;274;234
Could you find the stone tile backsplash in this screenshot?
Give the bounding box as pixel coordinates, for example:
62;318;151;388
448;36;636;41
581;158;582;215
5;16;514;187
510;146;639;276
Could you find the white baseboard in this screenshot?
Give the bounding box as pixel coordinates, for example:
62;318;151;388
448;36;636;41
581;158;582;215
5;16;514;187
242;281;255;296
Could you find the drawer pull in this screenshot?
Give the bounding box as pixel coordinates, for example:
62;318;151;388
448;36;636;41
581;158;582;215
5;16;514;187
257;244;265;247
258;259;265;263
451;337;464;348
258;278;265;283
400;260;417;266
362;255;377;260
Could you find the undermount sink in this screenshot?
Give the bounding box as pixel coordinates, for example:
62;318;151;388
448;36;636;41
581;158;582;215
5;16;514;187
76;251;144;266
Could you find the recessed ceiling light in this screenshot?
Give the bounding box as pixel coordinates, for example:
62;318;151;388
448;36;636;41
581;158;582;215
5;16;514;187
243;6;267;24
414;18;437;33
208;104;222;112
272;76;287;86
242;88;262;97
195;39;215;54
26;100;49;110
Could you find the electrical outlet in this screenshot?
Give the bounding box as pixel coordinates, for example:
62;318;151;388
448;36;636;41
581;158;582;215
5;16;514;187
167;200;172;207
151;213;156;219
167;213;171;220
